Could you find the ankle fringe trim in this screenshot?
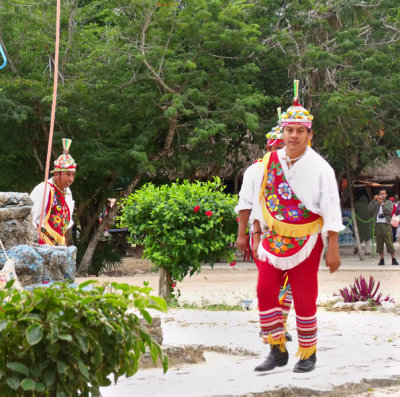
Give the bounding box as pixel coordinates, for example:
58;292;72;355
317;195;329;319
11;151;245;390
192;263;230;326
296;345;316;360
266;333;286;351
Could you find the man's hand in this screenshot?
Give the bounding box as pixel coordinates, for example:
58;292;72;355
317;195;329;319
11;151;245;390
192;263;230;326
236;209;251;253
325;247;341;273
236;234;249;253
326;231;341;273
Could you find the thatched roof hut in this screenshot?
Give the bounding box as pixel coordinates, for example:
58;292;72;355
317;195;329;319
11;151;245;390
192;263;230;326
357;155;400;197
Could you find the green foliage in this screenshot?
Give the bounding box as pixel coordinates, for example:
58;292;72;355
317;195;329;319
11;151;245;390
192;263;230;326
260;0;400;176
1;0;400;269
0;280;168;396
118;178;238;282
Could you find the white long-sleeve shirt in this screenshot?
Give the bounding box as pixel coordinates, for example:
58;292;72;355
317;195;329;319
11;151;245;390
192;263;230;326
30;178;75;229
252;147;344;236
235;160;265;213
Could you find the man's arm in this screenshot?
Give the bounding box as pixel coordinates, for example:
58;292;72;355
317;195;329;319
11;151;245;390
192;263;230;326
368;198;378;215
251;220;262;260
30;182;46;228
235;163;258;252
382;200;393;215
236;209;251;253
325;231;341;273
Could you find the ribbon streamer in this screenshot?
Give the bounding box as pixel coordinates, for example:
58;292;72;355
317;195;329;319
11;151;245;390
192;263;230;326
0;44;7;70
293;80;299;99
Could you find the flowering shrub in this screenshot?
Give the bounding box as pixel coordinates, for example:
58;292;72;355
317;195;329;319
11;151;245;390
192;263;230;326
337;275;395;305
118;178;238;299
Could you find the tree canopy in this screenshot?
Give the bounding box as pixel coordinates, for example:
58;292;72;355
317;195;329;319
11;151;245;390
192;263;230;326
0;0;398;270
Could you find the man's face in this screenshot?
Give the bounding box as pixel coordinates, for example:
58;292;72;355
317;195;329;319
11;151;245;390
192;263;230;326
379;190;387;200
282;124;312;155
55;171;75;189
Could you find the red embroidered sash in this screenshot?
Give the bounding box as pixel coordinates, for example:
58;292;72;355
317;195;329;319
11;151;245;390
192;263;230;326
260;152;323;258
39;183;70;246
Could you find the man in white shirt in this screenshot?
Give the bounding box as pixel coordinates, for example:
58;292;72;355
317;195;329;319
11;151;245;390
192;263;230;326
235;123;294;340
30;139;76;246
251;90;343;373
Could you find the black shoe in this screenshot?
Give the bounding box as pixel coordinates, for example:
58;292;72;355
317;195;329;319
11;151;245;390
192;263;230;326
293;352;317;373
392;258;399;266
285;332;292;342
378;259;385;266
254;345;289;372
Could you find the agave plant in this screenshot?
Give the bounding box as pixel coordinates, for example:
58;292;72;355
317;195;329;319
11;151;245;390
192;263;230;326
337;275;395;305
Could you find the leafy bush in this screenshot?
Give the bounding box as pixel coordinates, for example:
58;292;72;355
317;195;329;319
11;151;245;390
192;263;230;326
118;177;238;299
0;280;168;396
337;275;395;305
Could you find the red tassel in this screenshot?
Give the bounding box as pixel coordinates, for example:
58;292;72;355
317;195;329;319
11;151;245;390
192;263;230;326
293;98;301;106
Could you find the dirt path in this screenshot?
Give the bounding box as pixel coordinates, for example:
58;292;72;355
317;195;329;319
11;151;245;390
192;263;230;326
76;260;400;306
85;255;400;397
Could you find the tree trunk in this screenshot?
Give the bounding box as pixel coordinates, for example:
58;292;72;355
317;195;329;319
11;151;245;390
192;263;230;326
345;147;363;261
158;266;173;300
233;173;239;195
78;174;144;275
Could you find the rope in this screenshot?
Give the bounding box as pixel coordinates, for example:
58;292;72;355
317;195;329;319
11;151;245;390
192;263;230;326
37;0;61;236
0;238;9;260
341;211;377;256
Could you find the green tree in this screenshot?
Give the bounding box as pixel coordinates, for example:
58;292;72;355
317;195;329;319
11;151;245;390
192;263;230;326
118;178;238;300
0;0;273;272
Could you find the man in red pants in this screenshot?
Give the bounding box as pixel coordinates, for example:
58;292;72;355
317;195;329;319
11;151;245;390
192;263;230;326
235;119;293;340
251;85;343;373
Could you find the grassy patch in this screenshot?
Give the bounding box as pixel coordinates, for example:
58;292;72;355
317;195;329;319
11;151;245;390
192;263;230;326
168;299;244;311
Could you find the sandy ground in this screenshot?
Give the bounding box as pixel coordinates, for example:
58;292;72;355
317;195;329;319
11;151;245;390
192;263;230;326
75;245;400;397
76;250;400;307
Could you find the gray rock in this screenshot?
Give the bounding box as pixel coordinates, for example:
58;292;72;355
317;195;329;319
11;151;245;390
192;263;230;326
0;192;77;286
0;245;76;286
0;192;37;248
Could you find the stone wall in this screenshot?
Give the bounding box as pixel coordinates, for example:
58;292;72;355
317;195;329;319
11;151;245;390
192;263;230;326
0;192;37;249
0;192;76;286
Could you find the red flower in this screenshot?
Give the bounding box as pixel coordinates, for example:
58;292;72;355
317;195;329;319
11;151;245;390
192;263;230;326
205;211;213;217
230;261;237;267
236;217;239;222
194;205;200;213
171;283;176;288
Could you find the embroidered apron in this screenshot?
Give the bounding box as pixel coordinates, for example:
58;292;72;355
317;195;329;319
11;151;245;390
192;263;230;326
39;183;70;246
258;152;323;269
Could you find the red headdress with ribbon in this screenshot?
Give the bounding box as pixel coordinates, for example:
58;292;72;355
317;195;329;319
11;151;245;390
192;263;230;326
280;80;313;129
53;138;77;172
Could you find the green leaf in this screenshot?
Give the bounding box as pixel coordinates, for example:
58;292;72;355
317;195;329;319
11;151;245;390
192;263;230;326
140;310;152;324
149;343;159;362
77;280;98;289
21;378;35;391
58;333;73;342
34;382;45;392
6;362;29;377
76;334;89;354
26;324;43;345
0;320;8;331
6;376;20;390
44;370;55;387
57;361;67;375
77;361;90;380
